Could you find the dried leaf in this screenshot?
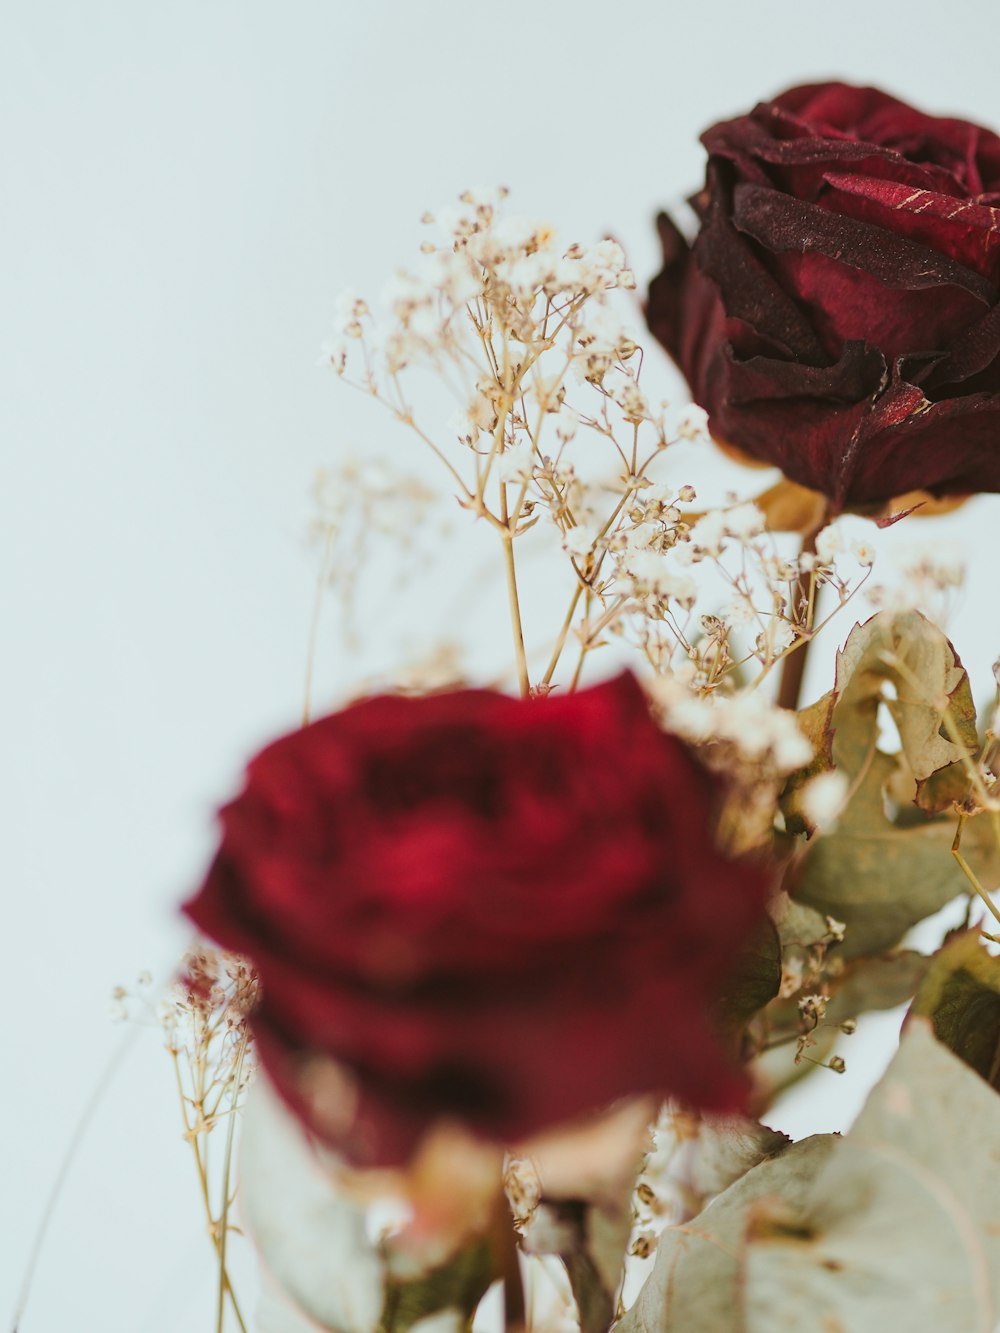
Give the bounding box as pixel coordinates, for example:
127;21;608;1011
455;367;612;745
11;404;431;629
617;1137;839;1333
522;1201;613;1333
849;1019;1000;1314
832;611;978;813
623;1022;1000;1332
771;892;832;952
751;476;829;534
743;1136;992;1332
792;616;1000;952
794;751;976;958
714;919;782;1052
910;933;1000;1090
516;1099;654;1326
823;950;929;1025
780;692;836;835
673;1114;790;1207
379;1243;493;1333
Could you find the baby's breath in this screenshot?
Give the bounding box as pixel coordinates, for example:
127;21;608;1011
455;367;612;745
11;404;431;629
321;187;876;843
162;947;259;1333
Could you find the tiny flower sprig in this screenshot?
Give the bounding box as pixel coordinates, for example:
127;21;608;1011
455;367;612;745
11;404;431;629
326;186;648;696
305;459;446;721
865;541;965;624
325;189;873;705
603;502;874;698
160;947;258;1333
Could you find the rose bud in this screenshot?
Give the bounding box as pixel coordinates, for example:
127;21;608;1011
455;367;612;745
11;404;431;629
184;672;769;1167
648;82;1000;512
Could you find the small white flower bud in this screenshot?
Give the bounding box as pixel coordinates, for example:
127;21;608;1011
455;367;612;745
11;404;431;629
675;403;709;441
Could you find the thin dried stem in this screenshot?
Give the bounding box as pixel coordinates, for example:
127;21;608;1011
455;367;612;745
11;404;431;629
216;1032;249;1333
303;525;335;727
952;814;1000;930
776;514;827;711
500;489;530;697
541;584;584;687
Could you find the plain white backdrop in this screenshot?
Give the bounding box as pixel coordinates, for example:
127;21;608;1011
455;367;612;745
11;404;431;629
4;2;1000;1328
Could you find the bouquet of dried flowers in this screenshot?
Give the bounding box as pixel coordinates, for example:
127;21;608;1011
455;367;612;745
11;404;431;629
80;81;1000;1333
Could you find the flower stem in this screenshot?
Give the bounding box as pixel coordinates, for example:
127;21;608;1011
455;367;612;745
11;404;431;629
568;590;594;694
488;1189;525;1331
541;584;583;687
952;814;1000;930
216;1033;249;1333
776;515;827;712
303;526;335;727
171;1048;247;1333
499;485;530;697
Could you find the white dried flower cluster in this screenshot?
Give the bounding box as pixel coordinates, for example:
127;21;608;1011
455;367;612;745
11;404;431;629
322;187;874;718
866;540;966;620
623;1104;682;1280
109;968;155;1022
160;946;258;1080
504;1155;542;1229
799;769;850;832
312;458;438;538
327;186;637;391
652;676;813;776
597;504;875;692
309;458;446;660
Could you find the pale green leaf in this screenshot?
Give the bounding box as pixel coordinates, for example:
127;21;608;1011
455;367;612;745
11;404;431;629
617;1137;837;1333
240;1073;384;1333
623;1022;1000;1333
849;1019;1000;1314
681;1115;790;1203
824;950;929;1025
744;1137;992;1333
794;752;973;958
771;892;832;951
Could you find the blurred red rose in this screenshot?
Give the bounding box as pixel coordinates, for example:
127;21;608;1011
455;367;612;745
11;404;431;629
184;673;769;1166
649;82;1000;511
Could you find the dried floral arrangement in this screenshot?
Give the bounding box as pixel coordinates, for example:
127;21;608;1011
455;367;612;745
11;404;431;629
57;82;1000;1333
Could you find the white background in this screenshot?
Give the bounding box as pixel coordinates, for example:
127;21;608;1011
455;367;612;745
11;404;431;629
4;2;1000;1328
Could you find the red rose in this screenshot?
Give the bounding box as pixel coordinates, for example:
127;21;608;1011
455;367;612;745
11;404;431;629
184;673;768;1166
648;82;1000;511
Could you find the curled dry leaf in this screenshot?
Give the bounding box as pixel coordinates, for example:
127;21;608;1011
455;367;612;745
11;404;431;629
789;611;996;957
831;611;978;814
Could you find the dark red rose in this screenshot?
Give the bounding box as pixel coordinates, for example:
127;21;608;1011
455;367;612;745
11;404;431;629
184;673;768;1166
648;82;1000;511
